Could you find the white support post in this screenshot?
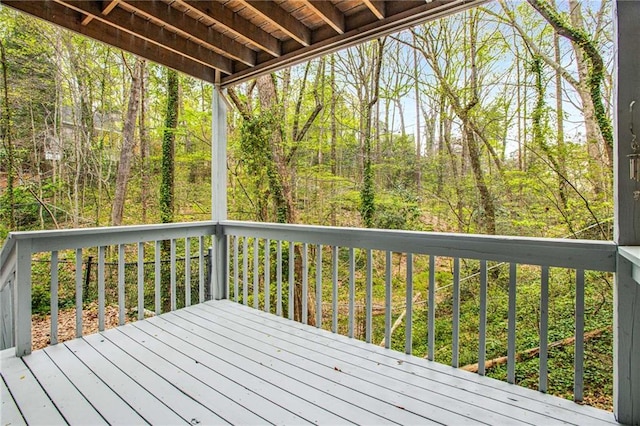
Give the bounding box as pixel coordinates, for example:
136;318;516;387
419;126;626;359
14;239;32;357
212;74;228;300
614;1;640;423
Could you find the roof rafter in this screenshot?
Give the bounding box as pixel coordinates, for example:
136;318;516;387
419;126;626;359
3;0;217;82
241;0;311;47
301;0;345;34
81;0;120;26
56;0;233;73
176;0;281;57
120;0;256;66
362;0;385;20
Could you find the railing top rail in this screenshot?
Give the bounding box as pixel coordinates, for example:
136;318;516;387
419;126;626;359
1;221;218;253
620;246;640;265
221;220;617;272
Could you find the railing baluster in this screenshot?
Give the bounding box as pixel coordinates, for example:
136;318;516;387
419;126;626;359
243;237;249;305
264;239;270;313
138;242;145;320
118;244;125;326
384;251;391;349
185;237;191;307
98;246;106;331
452;257;460;367
288;241;294;320
76;248;83;338
406;253;413;354
199;236;205;303
276;240;282;316
316;245;322;328
253;238;259;310
302;243;308;325
540;266;549;392
232;236;239;302
575;269;585;402
228;235;231;299
365;249;373;343
507;262;517;384
170;239;177;312
50;251;58;345
478;260;488;375
428;255;436;361
332;246;338;334
348;247;355;338
155;241;161;315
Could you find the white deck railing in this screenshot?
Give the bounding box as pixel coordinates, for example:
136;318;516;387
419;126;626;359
0;222;218;355
0;220;619;403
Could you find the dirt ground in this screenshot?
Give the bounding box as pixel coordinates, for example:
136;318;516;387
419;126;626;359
31;303;131;350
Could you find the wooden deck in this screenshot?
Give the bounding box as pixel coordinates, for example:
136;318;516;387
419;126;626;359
1;300;618;425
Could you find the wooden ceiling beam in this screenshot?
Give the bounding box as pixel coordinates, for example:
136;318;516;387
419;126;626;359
362;0;385;19
56;0;233;73
176;0;281;57
2;0;217;82
241;1;311;47
301;0;345;34
120;0;255;66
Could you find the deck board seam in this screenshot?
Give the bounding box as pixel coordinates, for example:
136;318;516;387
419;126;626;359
209;300;614;425
155;310;425;425
134;319;361;425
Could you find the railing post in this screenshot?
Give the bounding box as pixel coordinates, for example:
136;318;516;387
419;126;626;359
14;239;32;356
214;223;227;300
211;74;228;301
0;272;14;350
614;254;640;423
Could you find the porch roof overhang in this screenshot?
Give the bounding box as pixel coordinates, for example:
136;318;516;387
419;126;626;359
0;0;486;87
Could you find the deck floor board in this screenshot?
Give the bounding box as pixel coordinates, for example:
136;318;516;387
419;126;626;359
189;304;563;425
1;299;619;426
1;373;26;426
211;300;618;424
21;350;106;425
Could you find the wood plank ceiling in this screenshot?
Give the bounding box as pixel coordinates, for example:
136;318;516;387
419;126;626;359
0;0;486;87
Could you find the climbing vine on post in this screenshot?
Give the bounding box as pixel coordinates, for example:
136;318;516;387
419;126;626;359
160;69;179;225
239;112;289;224
527;0;613;164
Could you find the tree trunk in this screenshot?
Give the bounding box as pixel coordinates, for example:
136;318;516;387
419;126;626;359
139;61;149;223
330;54;337;226
111;58;143;226
413;33;422;194
161;69;179;312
